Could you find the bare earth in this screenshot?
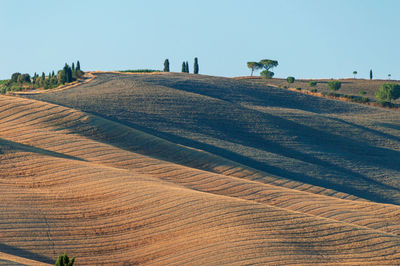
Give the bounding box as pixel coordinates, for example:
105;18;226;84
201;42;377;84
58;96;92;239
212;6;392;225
1;72;400;264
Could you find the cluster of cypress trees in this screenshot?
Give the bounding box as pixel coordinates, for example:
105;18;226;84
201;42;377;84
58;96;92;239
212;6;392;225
182;61;189;73
163;58;199;74
1;61;84;94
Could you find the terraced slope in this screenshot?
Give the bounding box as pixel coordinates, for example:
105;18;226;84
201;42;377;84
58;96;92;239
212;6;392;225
1;73;399;264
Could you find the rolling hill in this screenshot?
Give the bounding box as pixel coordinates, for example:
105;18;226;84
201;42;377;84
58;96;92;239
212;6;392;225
1;72;400;264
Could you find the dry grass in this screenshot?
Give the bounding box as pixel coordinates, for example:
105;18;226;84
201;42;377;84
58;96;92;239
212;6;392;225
241;76;400;104
1;73;400;264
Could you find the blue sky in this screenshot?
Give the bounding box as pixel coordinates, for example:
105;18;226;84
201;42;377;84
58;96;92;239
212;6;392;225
1;0;399;79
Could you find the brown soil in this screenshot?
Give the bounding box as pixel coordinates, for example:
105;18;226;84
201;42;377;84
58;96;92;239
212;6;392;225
1;72;400;264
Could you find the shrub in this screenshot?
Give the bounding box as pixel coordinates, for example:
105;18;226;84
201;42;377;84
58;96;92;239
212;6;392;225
55;253;75;266
260;70;274;79
286;76;295;83
308;81;317;87
375;83;400;102
328;80;341;91
359;90;366;95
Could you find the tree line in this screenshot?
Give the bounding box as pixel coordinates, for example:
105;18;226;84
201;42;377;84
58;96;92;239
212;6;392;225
1;61;84;94
163;57;199;74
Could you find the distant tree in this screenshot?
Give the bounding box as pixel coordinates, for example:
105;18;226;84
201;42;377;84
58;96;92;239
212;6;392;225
259;59;278;79
52;71;55;77
182;61;186;72
260;70;274;79
55;253;75;266
17;75;24;84
328;80;341;91
308;81;317;87
21;74;31;83
164;59;170;72
388;74;391;80
186;61;189;73
42;72;46;81
194;57;199;74
63;63;73;83
375;83;400;103
57;70;66;84
11;72;21;83
72;62;75;74
370;69;373;80
286;76;295;84
247;62;262;76
76;61;81;71
353;71;357;79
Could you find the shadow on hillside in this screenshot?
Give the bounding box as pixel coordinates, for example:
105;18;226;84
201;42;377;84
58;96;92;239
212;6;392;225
0;242;54;264
143;75;369;115
0;138;86;162
95;112;400;205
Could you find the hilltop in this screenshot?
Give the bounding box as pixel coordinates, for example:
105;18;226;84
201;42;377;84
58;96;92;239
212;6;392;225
0;72;399;264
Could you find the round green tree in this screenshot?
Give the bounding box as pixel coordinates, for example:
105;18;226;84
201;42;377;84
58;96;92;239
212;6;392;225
375;83;400;102
286;76;295;84
260;70;274;79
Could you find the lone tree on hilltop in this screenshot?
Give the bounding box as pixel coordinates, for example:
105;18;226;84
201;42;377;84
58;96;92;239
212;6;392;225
259;59;278;79
194;57;199;74
353;71;357;79
164;59;170;72
328;80;341;91
286;76;295;84
55;253;75;266
247;62;262;76
370;69;373;80
375;83;400;103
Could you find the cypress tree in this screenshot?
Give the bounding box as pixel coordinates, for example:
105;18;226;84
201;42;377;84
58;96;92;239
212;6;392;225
76;61;81;71
182;61;186;72
164;59;170;72
72;62;75;74
63;63;73;83
370;69;373;80
185;61;189;73
42;72;45;80
194;57;199;74
52;71;55;77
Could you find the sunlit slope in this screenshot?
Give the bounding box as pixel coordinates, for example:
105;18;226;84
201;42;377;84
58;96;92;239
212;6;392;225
26;72;400;205
1;95;400;264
